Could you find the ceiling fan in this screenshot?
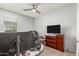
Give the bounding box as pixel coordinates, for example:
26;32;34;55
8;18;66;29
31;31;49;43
23;4;41;14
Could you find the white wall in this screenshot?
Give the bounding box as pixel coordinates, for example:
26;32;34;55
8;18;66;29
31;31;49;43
77;4;79;41
35;5;76;52
77;3;79;55
0;9;34;32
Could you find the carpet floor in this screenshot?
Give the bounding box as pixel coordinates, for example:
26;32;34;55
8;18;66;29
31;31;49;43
39;46;76;56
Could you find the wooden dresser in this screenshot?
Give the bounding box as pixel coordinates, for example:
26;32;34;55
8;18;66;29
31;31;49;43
45;34;64;52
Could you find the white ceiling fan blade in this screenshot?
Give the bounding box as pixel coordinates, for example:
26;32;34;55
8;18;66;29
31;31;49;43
23;9;32;11
36;9;41;14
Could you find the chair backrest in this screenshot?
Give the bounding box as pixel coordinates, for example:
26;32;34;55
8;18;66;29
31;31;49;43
19;31;36;52
0;31;40;54
0;32;17;53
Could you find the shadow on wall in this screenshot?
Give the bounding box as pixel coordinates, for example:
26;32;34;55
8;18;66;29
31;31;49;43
64;35;76;52
62;27;76;52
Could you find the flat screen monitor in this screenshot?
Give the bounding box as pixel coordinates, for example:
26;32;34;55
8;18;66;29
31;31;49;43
47;25;61;34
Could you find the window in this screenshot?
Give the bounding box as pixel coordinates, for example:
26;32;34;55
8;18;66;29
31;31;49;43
4;21;17;32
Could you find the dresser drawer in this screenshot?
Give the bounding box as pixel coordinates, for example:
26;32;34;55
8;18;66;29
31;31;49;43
46;35;56;39
46;42;56;48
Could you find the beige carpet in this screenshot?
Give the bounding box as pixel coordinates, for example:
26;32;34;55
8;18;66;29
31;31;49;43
39;46;76;56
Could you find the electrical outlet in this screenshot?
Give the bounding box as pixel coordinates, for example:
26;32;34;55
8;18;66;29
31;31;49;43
66;49;69;52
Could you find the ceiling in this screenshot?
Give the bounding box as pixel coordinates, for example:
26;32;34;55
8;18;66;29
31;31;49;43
0;3;75;18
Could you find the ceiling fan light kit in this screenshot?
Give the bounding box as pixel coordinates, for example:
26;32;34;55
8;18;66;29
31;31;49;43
32;9;36;12
23;3;41;14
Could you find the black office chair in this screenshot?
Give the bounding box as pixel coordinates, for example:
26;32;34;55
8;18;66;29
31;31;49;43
0;33;17;56
29;31;41;51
